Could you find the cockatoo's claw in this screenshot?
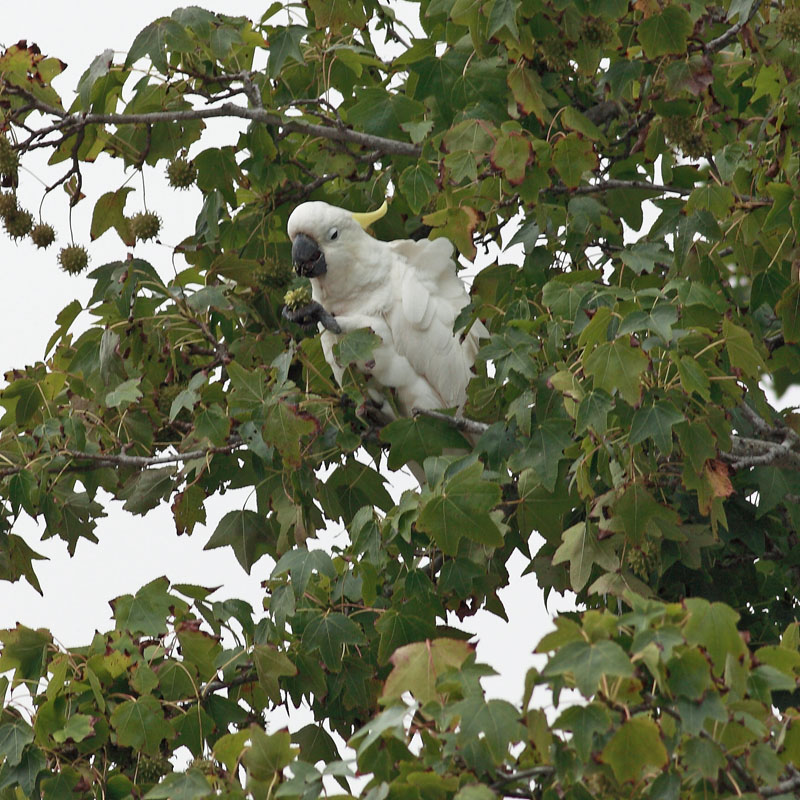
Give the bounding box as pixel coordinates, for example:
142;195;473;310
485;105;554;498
282;301;342;334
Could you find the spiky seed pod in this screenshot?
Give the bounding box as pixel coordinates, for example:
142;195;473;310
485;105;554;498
3;208;33;240
130;211;161;242
579;16;615;47
778;8;800;41
661;116;708;159
166;157;197;189
58;244;90;275
538;38;570;72
136;756;171;783
255;259;294;290
0;191;17;219
284;286;312;310
30;223;56;249
0;137;19;180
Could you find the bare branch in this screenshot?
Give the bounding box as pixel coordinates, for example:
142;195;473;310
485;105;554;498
721;436;800;471
0;440;244;479
704;0;763;54
411;407;490;436
15;102;420;158
762;772;800;798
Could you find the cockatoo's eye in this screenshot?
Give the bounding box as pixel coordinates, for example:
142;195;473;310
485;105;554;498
327;227;339;241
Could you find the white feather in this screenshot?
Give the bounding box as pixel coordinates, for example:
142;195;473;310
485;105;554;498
287;201;488;418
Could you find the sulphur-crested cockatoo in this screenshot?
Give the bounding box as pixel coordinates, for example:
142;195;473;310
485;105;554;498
284;200;487;421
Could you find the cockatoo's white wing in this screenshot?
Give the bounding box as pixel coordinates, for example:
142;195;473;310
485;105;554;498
385;236;488;412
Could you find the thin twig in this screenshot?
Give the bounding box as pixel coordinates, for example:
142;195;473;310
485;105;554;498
411;407;490;436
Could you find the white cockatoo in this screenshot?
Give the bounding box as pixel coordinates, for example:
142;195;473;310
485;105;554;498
284;200;488;422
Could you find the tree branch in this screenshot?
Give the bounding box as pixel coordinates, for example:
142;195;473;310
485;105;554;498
545;179;692;197
411;407;490;436
704;0;763;54
0;440;244;478
762;770;800;798
16;102;420;158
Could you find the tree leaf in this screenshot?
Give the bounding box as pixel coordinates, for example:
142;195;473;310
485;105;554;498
600;717;668;783
90;187;134;245
203;509;277;575
637;6;692;57
584;339;649;405
253;645;297;703
109;695;173;756
381;638;474;705
552;134;597;188
417;461;503;554
301;612;367;671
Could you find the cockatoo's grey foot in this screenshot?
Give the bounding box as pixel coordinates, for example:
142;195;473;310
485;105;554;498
282;301;342;334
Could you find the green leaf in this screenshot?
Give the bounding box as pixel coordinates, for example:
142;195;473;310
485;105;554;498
751;267;790;311
111;576;182;636
552;133;597;188
52;714;94;744
105;377;143;408
90;187;134;246
263;401;317;467
375;610;436;665
666;648;711;699
490;131;531;185
637;6;692;57
619;241;671;275
109;695;173;756
0;625;51;685
554;704;611;761
119;468;175;515
399;163;437;214
253;645;297;703
677;355;711;402
543;639;633;696
454;695;526;763
723;318;765;378
194;147;238;206
0;719;34;766
487;0;520;40
194;404;230;445
600;717;668;783
381;416;470;471
145;770;212;800
204;509;273;573
507;419;573;492
583;339;649;406
245;727;295;781
777;282;800;344
266;25;306;77
629;403;684;454
576;390;614;435
552;522;619;592
381;638;474;705
272;548;336;595
612;484;676;546
302;612;367;671
683;738;726;781
347;89;425;139
417;461;503;554
683;598;747;675
687;185;734;219
212;730;250;772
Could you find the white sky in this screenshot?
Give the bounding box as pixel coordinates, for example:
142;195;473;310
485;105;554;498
0;2;573;715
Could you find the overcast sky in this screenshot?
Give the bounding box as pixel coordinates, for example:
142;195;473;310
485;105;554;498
0;2;574;712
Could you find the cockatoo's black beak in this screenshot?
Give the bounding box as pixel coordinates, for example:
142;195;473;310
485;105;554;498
292;233;327;278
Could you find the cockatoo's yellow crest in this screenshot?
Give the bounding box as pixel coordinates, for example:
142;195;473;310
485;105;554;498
351;200;388;230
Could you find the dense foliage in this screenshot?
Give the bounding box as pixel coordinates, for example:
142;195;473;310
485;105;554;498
2;1;800;797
